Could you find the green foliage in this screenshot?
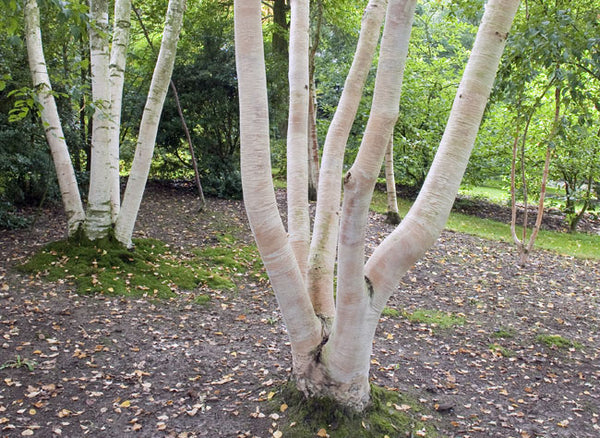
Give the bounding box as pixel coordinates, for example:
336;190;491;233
404;309;466;329
393;2;477;189
0;355;37;372
535;334;583;350
0;202;30;230
156;0;241;198
274;382;440;438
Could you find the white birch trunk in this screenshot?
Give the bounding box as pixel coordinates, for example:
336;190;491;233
108;0;132;221
234;0;323;376
384;135;401;224
320;0;416;410
114;0;186;247
365;0;521;311
23;0;85;236
85;0;113;240
306;0;387;320
286;0;311;277
236;0;520;413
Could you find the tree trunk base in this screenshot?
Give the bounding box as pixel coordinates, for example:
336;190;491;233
385;211;402;225
292;357;371;412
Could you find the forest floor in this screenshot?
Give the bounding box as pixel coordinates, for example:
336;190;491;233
0;183;599;438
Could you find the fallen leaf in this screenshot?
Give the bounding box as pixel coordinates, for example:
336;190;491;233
317;428;328;437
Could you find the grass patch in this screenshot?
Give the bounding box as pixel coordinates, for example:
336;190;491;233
192;294;211;305
404;309;465;329
18;234;266;298
192;233;267;286
536;334;583;350
491;328;516;339
370;190;600;260
273;382;440;438
489;343;515;358
458;185;509;204
381;307;400;318
19;237;199;298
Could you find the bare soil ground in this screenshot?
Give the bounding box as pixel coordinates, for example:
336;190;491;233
0;184;599;438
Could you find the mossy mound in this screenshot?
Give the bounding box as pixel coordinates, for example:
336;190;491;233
19;236;229;299
273;382;441;437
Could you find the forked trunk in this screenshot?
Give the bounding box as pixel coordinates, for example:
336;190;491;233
235;0;520;412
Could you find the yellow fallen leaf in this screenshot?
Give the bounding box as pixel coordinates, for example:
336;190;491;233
267;391;275;400
120;400;131;408
57;409;72;418
279;403;288;412
317;428;328;437
156;422;167;430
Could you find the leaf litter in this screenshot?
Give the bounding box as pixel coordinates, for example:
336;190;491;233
0;182;598;437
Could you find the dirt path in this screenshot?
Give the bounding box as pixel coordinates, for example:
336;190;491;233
0;184;598;437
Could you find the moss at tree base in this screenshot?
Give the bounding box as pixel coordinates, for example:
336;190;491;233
272;381;441;437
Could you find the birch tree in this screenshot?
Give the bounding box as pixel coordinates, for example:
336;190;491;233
23;0;185;245
235;0;520;410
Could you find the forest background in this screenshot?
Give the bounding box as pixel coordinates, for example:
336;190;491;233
1;0;598;232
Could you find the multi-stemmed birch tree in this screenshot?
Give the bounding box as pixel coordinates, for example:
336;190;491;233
23;0;185;246
235;0;520;410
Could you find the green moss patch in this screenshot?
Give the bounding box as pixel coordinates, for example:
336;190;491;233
381;307;400;318
491;327;516;339
404;309;466;329
272;382;440;437
19;237;204;298
19;233;266;299
536;334;583;350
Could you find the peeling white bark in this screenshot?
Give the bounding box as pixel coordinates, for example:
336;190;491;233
287;0;311;277
234;0;323;366
108;0;132;221
306;0;387;319
114;0;186;246
24;0;85;236
85;0;113;240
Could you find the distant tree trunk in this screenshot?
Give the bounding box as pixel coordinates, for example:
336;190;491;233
114;0;186;247
272;0;288;58
384;135;401;224
511;85;559;266
85;0;113;240
170;80;206;210
132;5;206;211
24;0;85;236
